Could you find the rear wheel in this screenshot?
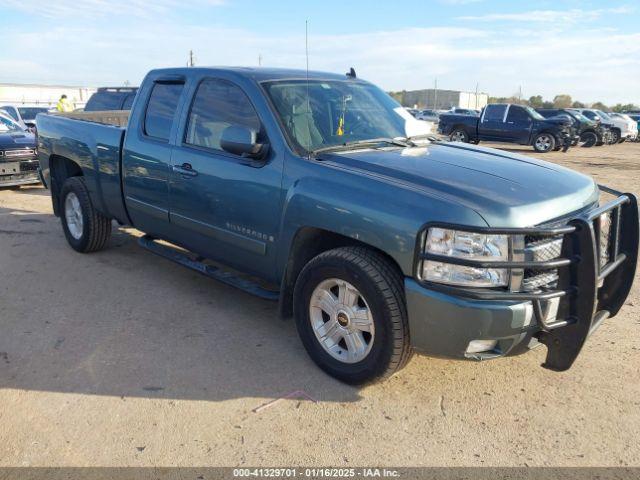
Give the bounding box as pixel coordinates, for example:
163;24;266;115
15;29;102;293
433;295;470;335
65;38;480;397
450;128;469;143
60;176;112;253
533;133;556;153
293;247;412;384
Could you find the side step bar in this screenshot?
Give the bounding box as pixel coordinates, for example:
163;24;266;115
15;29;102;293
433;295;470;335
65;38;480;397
138;235;279;301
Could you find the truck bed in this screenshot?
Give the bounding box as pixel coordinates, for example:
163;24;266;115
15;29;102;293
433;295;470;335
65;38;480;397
56;110;130;127
36;112;129;224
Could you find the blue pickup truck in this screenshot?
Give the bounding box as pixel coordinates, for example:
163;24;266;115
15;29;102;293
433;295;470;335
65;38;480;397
439;103;577;153
36;67;638;384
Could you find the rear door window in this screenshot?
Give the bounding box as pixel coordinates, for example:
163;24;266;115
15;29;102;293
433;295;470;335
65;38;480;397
483;105;507;122
184;78;261;152
144;83;184;141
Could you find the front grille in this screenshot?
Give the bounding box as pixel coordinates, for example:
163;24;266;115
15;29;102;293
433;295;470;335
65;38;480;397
522;236;563;292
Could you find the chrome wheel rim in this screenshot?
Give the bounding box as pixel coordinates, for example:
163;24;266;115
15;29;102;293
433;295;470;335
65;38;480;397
309;278;375;364
535;134;552;151
64;192;83;240
451;130;466;142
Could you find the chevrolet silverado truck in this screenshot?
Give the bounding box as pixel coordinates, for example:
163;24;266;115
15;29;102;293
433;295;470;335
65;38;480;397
0;111;40;188
439;103;577;153
36;67;638;384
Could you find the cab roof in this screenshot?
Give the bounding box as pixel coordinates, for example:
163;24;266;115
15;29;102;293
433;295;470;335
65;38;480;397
146;66;362;83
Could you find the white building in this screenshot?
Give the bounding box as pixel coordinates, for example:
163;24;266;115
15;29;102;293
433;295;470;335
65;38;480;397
0;83;97;109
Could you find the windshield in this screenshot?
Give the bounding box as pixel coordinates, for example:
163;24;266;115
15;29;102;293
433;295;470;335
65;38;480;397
17;107;48;120
524;106;545;121
0;113;24;133
596;110;611;120
263;79;407;153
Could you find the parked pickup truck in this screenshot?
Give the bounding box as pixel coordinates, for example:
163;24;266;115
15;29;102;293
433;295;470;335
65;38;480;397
36;67;638;384
0;111;40;188
438;103;577;153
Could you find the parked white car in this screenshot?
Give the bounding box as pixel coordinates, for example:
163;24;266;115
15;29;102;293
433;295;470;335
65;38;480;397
572;108;637;143
608;113;638;141
0;105;53;130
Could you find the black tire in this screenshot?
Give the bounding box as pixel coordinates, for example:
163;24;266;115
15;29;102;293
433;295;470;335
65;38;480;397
60;176;112;253
533;132;556;153
553;145;563;151
618;137;626;144
580;131;598;148
450;128;469;143
610;128;620;144
293;246;412;384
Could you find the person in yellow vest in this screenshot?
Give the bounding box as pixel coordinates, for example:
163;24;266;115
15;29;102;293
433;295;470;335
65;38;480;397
56;94;74;112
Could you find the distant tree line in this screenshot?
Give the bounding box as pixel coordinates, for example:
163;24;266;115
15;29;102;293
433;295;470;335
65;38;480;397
488;94;638;112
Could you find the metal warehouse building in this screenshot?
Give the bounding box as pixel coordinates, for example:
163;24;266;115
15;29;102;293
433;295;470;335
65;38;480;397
394;88;488;111
0;83;97;109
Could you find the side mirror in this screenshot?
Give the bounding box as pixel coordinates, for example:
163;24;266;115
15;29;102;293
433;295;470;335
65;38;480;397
220;125;268;159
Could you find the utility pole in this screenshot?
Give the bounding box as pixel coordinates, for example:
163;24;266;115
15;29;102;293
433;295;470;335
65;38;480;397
433;77;438;110
188;50;195;67
258;53;263;66
518;85;522;103
475;82;479;110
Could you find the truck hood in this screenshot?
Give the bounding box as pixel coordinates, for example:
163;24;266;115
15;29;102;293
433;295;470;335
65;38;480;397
0;131;36;149
320;142;598;227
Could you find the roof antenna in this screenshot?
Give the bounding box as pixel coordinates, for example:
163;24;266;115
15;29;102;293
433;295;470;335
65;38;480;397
305;19;312;156
346;67;356;78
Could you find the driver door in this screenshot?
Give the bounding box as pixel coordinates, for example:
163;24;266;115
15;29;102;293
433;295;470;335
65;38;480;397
167;77;284;279
503;105;533;143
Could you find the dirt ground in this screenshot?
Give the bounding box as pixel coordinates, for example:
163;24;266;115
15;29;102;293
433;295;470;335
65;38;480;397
0;141;639;468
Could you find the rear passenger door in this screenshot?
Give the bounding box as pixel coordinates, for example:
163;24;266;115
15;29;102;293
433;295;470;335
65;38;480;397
478;104;507;141
168;77;284;279
122;79;185;238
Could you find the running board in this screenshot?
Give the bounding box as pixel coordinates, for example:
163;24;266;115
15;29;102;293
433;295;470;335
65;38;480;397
138;235;279;301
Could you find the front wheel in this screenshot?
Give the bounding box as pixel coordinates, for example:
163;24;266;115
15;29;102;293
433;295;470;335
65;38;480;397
580;131;598;148
60;176;112;253
293;247;412;384
610;129;620;144
533;133;556;153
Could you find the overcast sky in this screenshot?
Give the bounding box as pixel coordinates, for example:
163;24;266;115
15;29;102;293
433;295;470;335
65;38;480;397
1;0;639;104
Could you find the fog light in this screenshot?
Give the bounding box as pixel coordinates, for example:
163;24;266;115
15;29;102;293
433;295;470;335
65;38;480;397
466;339;498;354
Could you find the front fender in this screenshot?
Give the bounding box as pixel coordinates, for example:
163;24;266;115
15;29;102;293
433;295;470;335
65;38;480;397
275;160;488;279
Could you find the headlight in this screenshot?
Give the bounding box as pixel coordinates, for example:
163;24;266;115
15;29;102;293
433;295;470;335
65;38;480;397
420;227;510;287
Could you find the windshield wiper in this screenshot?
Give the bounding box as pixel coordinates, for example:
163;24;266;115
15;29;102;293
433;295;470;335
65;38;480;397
312;137;412;155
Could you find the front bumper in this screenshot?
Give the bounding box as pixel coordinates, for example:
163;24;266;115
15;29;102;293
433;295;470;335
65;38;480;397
406;187;639;371
406;279;540;360
0;159;41;187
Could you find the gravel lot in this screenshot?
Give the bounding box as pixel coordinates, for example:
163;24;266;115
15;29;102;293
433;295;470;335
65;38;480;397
0;142;639;467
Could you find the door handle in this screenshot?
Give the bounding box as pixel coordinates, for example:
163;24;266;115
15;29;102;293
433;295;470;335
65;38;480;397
172;163;198;177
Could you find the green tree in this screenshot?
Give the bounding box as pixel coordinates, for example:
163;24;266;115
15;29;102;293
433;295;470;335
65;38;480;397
591;102;608;111
553;94;573;108
542;101;554;108
612;103;638;112
571;101;585;108
528;95;544;108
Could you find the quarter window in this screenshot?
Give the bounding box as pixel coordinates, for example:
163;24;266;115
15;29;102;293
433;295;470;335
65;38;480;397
144;82;184;141
185;79;261;152
483;105;507;122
